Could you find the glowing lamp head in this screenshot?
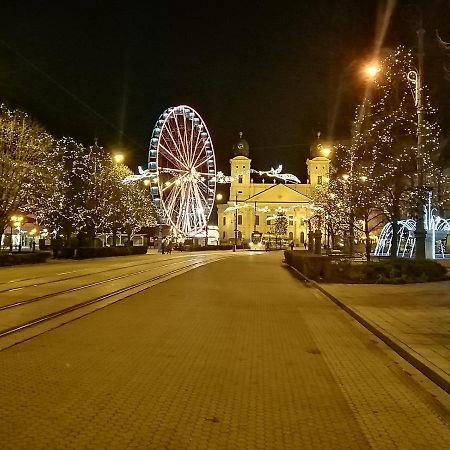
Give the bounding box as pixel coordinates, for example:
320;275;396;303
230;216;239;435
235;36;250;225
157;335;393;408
360;175;368;182
342;174;350;181
364;63;380;79
143;179;151;186
321;146;331;158
216;193;223;201
113;153;125;164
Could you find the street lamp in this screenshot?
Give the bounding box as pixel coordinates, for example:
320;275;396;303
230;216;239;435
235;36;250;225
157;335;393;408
113;152;125;164
233;195;238;252
9;214;23;252
363;35;429;259
363;63;381;79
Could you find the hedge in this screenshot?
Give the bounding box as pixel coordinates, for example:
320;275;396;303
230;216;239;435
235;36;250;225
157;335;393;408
54;246;148;259
284;251;448;284
190;244;234;251
0;251;52;266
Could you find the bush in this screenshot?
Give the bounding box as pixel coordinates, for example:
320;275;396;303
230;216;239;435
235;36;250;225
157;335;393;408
54;245;148;259
284;251;448;284
191;244;233;251
0;251;52;266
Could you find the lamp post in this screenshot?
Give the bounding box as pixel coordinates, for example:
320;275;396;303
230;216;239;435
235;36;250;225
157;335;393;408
364;38;429;259
413;27;427;259
9;214;23;252
233;194;238;252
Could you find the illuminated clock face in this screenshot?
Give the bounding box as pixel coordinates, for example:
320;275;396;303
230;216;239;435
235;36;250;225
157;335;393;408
238;143;244;150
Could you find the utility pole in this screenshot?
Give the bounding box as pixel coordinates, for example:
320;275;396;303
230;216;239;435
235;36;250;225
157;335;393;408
415;26;427;259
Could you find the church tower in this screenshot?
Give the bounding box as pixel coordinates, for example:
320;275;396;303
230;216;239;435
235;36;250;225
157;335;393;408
230;132;251;201
307;132;331;187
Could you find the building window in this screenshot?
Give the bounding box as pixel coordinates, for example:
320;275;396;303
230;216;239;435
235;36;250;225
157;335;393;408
289;216;294;226
223;231;226;239
300;231;305;243
318;175;323;184
238;215;242;225
223;216;226;226
289;232;293;240
238;190;242;193
238;175;243;184
266;217;271;226
255;215;259;226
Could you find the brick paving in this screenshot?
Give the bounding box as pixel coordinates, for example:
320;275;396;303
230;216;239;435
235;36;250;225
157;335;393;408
322;280;450;385
0;252;449;449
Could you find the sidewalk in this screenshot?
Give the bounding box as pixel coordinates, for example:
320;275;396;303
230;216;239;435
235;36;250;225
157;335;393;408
316;280;450;393
1;252;449;448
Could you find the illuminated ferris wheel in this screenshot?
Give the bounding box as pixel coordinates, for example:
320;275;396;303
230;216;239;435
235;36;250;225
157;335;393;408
148;105;216;237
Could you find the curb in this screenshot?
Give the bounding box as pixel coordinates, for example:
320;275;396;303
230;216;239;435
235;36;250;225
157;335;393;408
286;264;450;395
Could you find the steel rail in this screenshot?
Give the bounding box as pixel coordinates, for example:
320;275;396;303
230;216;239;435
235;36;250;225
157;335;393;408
0;258;220;339
0;254;200;294
0;258;201;311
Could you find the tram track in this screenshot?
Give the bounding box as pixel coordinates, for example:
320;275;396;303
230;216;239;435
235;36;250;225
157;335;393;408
0;254;196;293
0;258;196;310
0;256;227;342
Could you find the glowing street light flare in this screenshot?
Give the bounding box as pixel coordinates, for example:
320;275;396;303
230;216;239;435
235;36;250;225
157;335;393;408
113;153;125;164
321;146;331;157
364;63;380;79
216;193;223;201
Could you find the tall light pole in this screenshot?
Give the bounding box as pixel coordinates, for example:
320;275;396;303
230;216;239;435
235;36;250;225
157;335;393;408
414;27;427;259
233;194;238;252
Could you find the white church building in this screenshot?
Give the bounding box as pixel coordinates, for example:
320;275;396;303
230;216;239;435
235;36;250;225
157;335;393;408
217;133;331;245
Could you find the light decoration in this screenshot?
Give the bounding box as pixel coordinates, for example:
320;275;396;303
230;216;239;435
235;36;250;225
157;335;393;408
312;46;448;257
375;201;450;258
147;105;216;237
211;165;301;184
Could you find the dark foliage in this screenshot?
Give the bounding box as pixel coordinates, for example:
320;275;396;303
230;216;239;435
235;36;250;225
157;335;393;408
284;251;448;284
54;246;147;259
0;251;52;266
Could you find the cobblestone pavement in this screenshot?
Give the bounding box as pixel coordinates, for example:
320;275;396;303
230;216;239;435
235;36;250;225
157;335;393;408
322;280;450;385
0;252;449;449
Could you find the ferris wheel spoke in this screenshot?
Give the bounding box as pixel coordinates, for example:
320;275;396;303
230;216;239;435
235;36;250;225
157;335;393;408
174;115;188;164
182;113;192;167
162;130;189;169
191;139;211;169
188;116;195;167
191;182;207;229
166;195;182;229
159;141;189;171
158;167;188;175
193;153;214;171
165;125;190;169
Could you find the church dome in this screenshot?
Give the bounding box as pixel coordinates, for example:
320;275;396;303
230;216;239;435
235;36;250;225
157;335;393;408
232;131;250;157
310;132;332;159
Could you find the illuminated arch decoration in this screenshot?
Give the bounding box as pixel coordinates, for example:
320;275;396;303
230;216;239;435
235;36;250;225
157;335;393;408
374;209;450;258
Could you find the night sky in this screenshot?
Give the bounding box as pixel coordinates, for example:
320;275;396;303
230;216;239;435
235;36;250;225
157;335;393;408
1;1;450;180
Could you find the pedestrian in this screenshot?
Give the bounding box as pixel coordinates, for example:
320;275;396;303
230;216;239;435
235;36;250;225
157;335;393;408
304;242;307;250
161;239;166;254
290;241;294;251
32;240;36;252
167;241;172;254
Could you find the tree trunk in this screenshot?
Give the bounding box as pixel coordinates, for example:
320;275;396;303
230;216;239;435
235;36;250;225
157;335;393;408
112;227;117;247
364;213;371;261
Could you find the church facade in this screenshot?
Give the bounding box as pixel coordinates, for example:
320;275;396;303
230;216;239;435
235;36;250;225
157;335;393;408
217;134;331;245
